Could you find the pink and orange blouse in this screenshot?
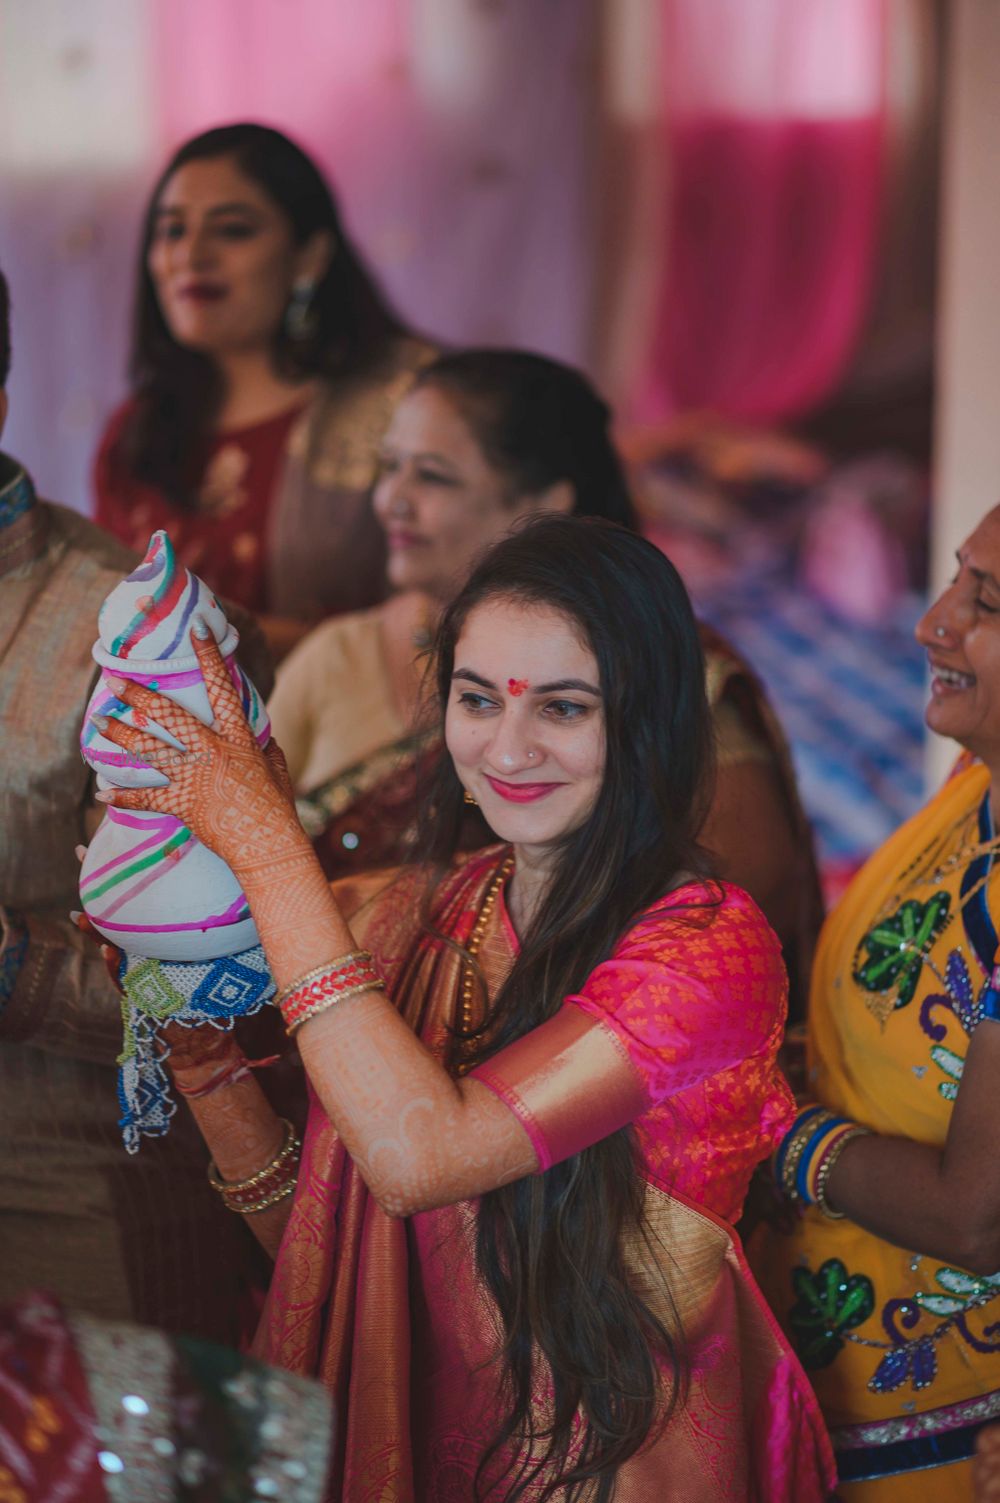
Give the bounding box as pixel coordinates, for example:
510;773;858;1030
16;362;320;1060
473;879;794;1222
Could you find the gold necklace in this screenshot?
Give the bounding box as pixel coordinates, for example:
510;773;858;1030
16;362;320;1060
456;852;515;1073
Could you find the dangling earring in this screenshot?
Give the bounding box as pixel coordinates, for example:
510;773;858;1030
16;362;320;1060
463;790;478;807
285;277;316;341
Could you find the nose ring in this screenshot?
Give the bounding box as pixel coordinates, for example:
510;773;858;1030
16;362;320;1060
527;750;537;761
502;753;514;768
935;626;947;638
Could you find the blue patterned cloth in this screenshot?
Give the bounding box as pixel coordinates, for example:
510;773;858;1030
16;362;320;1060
0;454;35;532
695;569;925;871
116;944;276;1153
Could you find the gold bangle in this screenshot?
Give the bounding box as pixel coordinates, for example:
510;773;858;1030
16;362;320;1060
815;1125;870;1220
207;1118;297;1196
225;1177;298;1217
781;1110;836;1201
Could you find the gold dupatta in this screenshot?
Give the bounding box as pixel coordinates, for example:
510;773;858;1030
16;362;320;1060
256;850;834;1501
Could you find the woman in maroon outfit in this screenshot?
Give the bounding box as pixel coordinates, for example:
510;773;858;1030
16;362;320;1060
94;122;432;662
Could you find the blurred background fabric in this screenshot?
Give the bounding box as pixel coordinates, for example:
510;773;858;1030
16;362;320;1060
0;0;936;504
0;0;945;883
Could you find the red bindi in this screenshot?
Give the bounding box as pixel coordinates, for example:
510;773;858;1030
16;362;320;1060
507;678;529;697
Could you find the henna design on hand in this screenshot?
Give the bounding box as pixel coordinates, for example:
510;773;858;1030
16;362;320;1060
93;626;347;980
88;632;597;1220
93;628;307;878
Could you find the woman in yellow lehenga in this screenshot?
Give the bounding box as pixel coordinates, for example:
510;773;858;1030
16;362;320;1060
752;502;1000;1498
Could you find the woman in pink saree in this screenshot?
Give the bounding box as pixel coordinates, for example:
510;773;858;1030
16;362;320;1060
92;516;834;1500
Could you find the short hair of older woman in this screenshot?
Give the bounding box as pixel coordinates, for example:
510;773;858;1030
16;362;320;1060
415;349;638;529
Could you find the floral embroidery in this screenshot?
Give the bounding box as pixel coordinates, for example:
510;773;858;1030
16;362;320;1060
852;894;951;1010
0;1465;27;1503
24;1395;61;1453
919;948;983;1099
862;1265;1000;1394
868;1335;937;1393
792;1251;1000;1394
199;442;250;516
788;1259;875;1370
929;1046;964;1101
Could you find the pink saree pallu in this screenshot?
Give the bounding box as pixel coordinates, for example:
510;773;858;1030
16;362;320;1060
255;851;836;1501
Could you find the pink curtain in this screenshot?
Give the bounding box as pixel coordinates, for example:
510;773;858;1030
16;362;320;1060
151;0;599;364
0;2;598;512
638;0;887;423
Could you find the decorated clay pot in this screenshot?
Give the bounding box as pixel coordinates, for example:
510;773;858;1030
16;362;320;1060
79;531;268;962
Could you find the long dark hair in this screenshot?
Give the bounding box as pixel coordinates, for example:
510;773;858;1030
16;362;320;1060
417;515;716;1500
123;122;405;507
414;349;637;528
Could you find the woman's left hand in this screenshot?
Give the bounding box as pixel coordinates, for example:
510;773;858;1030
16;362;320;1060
91;620;304;881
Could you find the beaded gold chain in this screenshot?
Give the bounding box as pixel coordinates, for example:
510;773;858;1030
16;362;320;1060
455;852;515;1073
852;796;1000;1022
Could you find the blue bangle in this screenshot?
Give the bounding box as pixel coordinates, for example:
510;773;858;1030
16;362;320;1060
978;976;1000;1023
773;1103;825;1189
794;1116;851;1204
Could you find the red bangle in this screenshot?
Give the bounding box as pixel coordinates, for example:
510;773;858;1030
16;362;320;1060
208;1118;301;1215
279;951;385;1034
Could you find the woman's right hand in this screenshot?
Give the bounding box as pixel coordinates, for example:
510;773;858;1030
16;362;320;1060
89;619;351;988
89;622;306;883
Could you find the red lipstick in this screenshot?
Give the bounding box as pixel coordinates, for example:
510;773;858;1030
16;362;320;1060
484;775;560;804
178;281;227;302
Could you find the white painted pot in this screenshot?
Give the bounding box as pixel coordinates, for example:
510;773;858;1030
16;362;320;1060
79;529;268;961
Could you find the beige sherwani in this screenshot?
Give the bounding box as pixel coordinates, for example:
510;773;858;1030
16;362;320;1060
0;465;273;1339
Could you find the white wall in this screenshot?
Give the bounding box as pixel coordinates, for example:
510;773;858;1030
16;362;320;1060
930;0;1000;785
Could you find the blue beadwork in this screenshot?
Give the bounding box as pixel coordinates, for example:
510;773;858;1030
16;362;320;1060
190;956;270;1019
116;943;276;1153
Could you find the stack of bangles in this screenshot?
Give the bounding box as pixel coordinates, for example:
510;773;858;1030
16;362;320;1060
208;1117;301;1216
773;1104;871;1219
277;949;385;1036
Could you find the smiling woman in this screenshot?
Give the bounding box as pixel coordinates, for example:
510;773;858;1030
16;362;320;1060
89;514;833;1500
447;600;606;896
751;505;1000;1499
918;508;1000;770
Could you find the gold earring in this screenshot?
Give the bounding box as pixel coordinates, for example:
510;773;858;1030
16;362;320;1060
463;790;478;806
